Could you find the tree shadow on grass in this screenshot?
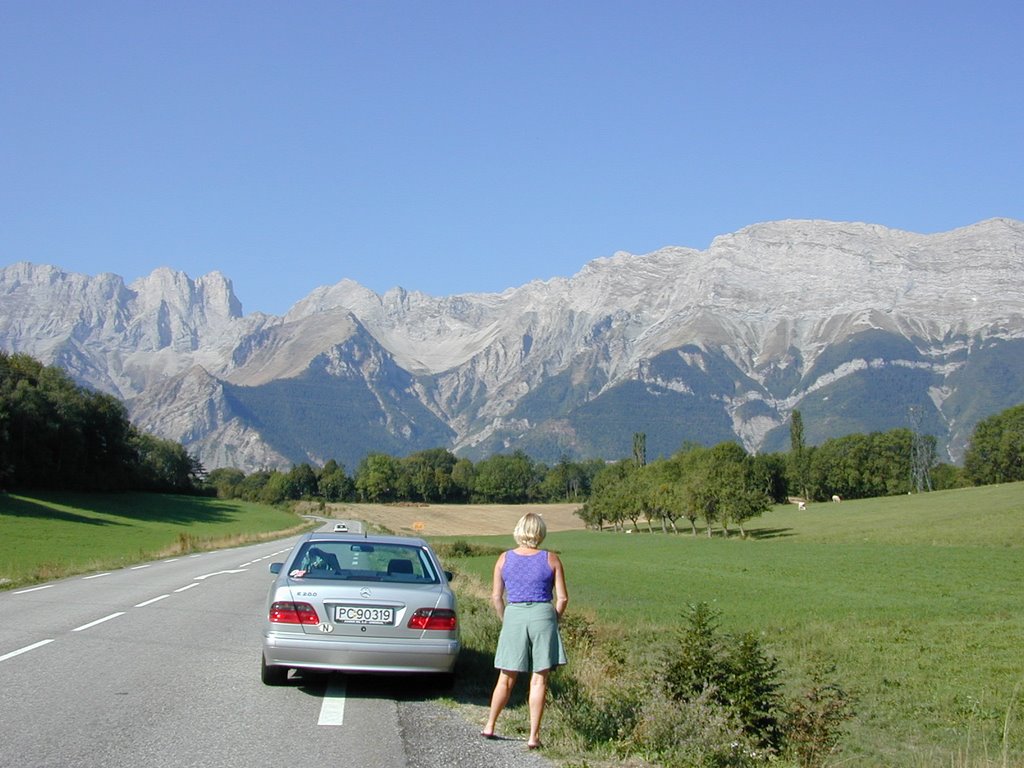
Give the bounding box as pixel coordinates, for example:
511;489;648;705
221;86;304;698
744;526;796;540
0;494;128;527
1;491;235;526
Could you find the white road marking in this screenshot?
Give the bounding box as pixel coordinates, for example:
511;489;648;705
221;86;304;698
195;569;247;580
317;678;347;726
72;612;125;632
82;573;111;580
13;584;54;594
0;639;55;663
134;594;170;607
130;564;152;570
174;583;200;593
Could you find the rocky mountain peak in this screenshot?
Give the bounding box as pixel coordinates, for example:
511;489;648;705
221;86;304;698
2;219;1022;472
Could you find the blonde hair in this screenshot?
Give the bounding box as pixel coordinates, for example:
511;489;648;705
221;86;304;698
513;513;546;548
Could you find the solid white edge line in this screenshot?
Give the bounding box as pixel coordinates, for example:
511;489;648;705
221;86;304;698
0;639;55;663
174;583;200;593
13;584;55;594
71;612;125;632
134;594;170;607
318;677;347;726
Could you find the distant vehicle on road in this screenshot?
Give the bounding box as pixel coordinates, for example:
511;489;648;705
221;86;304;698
261;533;460;684
333;522;349;532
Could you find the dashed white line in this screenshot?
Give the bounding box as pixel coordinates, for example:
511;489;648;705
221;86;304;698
130;564;152;571
174;583;200;593
72;612;125;632
13;584;54;595
0;639;55;663
134;594;170;608
82;573;111;580
195;569;247;580
317;678;347;725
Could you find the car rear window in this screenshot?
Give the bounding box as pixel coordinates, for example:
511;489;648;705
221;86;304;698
289;541;440;583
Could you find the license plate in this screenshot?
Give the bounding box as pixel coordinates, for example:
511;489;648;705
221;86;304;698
334;605;395;625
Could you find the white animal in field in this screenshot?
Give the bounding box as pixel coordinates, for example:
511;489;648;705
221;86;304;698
832;494;842;503
797;501;807;511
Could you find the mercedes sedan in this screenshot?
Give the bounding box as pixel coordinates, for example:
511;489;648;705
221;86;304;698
261;533;460;684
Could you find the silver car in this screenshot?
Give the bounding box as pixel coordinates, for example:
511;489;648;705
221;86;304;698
261;532;460;684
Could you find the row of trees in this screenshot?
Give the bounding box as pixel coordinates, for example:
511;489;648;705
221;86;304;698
207;404;1023;515
579;442;782;536
577;414;1003;536
787;416;938;501
5;352;1020;507
0;352;203;492
207;449;609;506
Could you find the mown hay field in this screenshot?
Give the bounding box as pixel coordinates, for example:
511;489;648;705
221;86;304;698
317;501;585;537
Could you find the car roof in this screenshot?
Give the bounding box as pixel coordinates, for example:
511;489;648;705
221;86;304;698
303;532;431;548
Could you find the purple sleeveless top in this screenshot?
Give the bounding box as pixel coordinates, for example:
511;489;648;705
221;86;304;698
502;550;554;603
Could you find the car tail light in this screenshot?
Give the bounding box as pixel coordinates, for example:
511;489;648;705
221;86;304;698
269;601;320;625
407;608;457;631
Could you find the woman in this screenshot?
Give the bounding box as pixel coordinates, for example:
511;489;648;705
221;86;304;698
481;512;568;750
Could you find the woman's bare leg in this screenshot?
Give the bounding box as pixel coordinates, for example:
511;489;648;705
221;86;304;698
483;670;517;736
527;670;550;746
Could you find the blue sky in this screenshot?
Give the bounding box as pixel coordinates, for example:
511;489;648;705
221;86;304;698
2;1;1021;316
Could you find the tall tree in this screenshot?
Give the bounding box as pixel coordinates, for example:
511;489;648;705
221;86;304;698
633;432;647;467
964;403;1024;485
788;409;810;501
472;450;537;503
354;453;400;502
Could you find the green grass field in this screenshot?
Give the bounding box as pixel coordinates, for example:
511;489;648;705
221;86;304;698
446;484;1024;767
3;484;1021;765
0;491;312;587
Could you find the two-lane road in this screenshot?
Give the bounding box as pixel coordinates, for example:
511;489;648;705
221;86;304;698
0;537;553;768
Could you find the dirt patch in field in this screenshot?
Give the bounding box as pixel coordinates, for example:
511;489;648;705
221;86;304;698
311;502;584;538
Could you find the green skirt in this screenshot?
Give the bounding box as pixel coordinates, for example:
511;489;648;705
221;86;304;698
493;602;567;673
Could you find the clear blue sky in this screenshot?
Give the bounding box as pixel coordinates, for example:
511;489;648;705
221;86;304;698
2;1;1021;316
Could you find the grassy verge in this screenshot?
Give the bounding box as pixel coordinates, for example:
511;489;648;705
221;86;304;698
0;491;315;588
437;483;1024;767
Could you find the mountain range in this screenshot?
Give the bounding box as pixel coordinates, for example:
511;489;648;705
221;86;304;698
2;218;1023;473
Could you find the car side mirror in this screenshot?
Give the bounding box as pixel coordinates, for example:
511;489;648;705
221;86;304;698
269;563;282;574
444;570;455;581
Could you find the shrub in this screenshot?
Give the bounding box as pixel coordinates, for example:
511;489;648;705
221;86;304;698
553;674;645;747
662;603;785;753
431;540;504;559
631;686;770;768
782;666;853;768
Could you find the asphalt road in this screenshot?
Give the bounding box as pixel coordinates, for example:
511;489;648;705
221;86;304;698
0;535;555;768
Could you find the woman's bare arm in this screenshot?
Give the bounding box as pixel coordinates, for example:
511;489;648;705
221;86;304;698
491;552;507;620
549;552;569;618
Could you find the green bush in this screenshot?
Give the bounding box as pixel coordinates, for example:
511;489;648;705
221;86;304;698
662;603;785;753
631;687;769;768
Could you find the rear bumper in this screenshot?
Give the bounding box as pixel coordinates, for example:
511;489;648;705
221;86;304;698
262;631;460;674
